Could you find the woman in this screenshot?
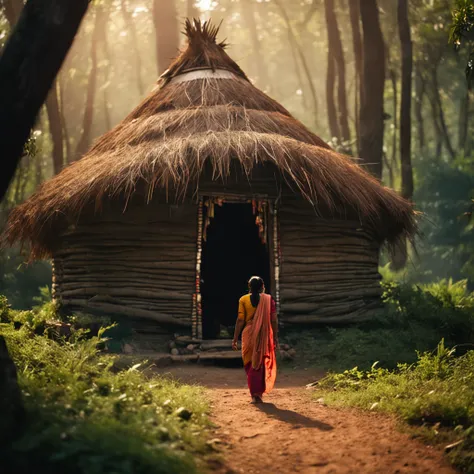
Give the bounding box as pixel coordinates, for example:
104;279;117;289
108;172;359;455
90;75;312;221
232;276;278;403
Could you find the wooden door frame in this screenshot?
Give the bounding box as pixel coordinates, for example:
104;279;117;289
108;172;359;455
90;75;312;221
192;193;280;339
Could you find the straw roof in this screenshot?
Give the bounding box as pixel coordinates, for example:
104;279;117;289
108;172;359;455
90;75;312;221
3;19;417;259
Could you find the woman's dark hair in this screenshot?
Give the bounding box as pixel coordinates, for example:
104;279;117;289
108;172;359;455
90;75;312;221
249;276;264;307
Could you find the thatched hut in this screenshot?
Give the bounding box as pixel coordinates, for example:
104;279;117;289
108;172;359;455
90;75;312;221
3;21;416;342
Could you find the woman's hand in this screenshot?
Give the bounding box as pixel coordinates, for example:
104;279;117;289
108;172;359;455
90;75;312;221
232;339;238;351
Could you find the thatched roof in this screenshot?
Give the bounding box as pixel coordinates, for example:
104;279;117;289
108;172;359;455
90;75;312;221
3;19;417;260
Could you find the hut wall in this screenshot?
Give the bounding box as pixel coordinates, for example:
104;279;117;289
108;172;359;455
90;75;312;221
279;199;382;324
52;200;198;336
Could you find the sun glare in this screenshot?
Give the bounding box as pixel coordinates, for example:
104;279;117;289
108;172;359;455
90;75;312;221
196;0;215;12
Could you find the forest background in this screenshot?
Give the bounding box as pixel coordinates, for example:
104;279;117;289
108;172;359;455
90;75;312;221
0;0;473;308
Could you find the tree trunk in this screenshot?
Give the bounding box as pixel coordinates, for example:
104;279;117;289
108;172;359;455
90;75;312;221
121;0;145;96
348;0;363;150
398;0;413;201
99;4;111;132
359;0;386;179
45;80;64;175
414;63;425;154
392;0;413;270
389;68;397;189
0;336;24;442
458;85;470;153
274;0;320;129
430;66;455;160
324;0;351;152
153;0;179;76
58;75;72;163
326;54;341;141
0;0;90;201
241;0;269;89
75;6;102;160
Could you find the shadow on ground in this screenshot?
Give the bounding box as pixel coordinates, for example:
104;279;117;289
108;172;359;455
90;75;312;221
257;403;333;430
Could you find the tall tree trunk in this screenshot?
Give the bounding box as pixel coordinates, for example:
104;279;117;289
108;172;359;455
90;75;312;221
427;89;443;160
458;85;470;153
241;0;269;89
274;0;320;129
348;0;363;150
0;0;90;201
359;0;386;179
58;74;71;162
0;336;25;441
389;68;397;189
288;31;309;114
392;0;413;270
326;54;341;141
121;0;145;96
324;0;351;152
414;63;425;154
75;7;102;160
45;81;64;175
153;0;179;76
430;66;455;160
99;3;111;133
398;0;413;201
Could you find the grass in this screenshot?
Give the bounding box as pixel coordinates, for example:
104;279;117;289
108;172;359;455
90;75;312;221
312;340;474;472
0;297;213;474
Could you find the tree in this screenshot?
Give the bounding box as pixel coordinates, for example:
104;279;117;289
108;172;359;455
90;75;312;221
241;0;269;89
45;82;65;174
0;0;90;201
153;0;179;76
450;0;474;87
398;0;413;202
121;0;145;96
1;0;64;176
348;0;363;149
324;0;351;152
75;6;103;160
358;0;386;179
392;0;413;269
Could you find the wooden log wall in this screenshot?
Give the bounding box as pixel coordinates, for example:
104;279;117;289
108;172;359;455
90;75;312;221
279;200;382;324
53;201;198;332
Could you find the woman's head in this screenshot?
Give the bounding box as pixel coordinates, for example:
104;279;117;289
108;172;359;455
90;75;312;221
248;276;264;296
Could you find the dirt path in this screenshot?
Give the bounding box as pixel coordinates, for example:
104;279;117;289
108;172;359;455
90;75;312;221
154;364;455;474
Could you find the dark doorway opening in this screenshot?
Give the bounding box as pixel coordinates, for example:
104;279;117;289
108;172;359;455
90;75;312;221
201;202;271;339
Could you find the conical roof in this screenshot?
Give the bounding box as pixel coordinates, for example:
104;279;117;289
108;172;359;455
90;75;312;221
3;20;416;259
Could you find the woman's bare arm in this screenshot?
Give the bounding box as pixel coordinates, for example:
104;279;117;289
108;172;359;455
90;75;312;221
232;318;245;350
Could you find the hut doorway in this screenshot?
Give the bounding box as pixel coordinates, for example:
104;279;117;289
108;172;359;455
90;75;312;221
200;201;271;339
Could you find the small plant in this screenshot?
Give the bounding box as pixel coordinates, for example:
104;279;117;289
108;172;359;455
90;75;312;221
313;342;474;472
0;308;211;474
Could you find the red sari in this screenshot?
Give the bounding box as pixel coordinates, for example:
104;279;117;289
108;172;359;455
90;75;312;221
241;293;277;397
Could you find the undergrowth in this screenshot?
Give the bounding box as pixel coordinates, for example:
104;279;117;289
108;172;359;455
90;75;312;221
0;297;212;474
283;278;474;371
313;340;474;472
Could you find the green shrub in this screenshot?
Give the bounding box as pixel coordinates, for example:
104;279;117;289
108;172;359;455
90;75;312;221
0;302;211;474
283;279;474;371
314;341;474;472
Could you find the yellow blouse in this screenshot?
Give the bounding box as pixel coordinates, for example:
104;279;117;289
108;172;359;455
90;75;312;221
238;294;258;322
238;294;277;323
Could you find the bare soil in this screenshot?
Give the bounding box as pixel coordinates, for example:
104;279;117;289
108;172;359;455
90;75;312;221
154;364;455;474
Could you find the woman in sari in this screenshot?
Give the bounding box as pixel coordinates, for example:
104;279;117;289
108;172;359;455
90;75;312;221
232;276;278;404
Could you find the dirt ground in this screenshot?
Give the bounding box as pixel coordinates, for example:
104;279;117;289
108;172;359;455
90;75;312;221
154;363;455;474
